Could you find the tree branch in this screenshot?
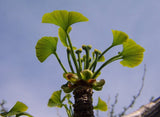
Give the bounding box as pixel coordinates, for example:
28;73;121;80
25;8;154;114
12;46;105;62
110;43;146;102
123;96;160;117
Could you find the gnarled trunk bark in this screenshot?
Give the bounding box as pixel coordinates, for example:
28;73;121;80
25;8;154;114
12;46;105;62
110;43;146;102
73;83;94;117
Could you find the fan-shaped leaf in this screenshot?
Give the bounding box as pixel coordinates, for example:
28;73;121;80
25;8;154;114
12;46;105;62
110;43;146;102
98;55;105;62
9;101;28;113
94;97;107;111
35;37;58;62
120;39;145;67
112;30;129;46
48;90;63;108
42;10;88;31
3;101;28;116
15;112;33;117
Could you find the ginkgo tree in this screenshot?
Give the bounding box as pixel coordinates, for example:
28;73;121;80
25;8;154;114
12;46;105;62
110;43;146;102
36;10;145;117
0;10;145;117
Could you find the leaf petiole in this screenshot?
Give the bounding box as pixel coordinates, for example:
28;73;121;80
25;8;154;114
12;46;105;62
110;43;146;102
66;33;81;78
67;48;75;73
54;52;68;73
89;49;101;72
92;54;122;79
98;45;114;60
75;48;82;72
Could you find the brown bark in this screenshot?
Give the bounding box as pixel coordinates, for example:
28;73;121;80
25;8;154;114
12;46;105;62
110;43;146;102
73;81;94;117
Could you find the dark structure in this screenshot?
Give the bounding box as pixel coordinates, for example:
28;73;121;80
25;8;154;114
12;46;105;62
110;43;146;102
124;96;160;117
73;81;94;117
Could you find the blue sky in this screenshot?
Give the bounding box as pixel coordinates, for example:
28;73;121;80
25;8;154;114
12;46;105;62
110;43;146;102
0;0;160;117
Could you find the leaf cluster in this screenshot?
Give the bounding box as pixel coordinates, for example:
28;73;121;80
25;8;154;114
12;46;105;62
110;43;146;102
1;10;145;117
35;10;145;116
35;10;145;93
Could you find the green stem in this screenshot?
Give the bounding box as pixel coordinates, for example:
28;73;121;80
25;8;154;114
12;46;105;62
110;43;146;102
66;33;81;78
84;49;89;69
82;45;91;69
69;105;73;117
63;104;72;117
77;53;82;72
92;54;122;79
83;55;86;70
88;53;98;71
54;52;67;73
92;59;98;73
67;49;75;73
98;45;114;60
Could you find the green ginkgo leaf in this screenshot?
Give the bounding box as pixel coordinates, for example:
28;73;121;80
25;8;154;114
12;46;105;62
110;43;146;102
15;112;33;117
42;10;88;31
112;30;129;46
58;27;72;47
5;101;28;116
98;55;105;62
120;39;145;67
9;101;28;114
48;90;63;108
94;97;107;111
35;37;58;62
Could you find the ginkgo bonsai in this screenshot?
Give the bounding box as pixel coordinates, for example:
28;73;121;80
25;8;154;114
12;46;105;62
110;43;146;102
36;10;145;117
0;10;145;117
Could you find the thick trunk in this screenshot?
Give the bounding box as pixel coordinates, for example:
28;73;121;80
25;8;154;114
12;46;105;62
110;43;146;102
73;81;94;117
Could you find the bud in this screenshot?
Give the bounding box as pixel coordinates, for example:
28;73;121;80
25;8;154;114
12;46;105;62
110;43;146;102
82;45;92;50
82;45;87;49
88;79;96;84
93;86;103;91
94;49;102;55
61;82;73;93
67;47;71;53
87;45;92;50
75;48;82;54
81;69;93;80
63;73;79;83
92;79;105;87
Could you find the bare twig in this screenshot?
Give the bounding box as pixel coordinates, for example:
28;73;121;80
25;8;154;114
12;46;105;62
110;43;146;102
110;94;119;117
107;96;111;117
118;64;147;116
